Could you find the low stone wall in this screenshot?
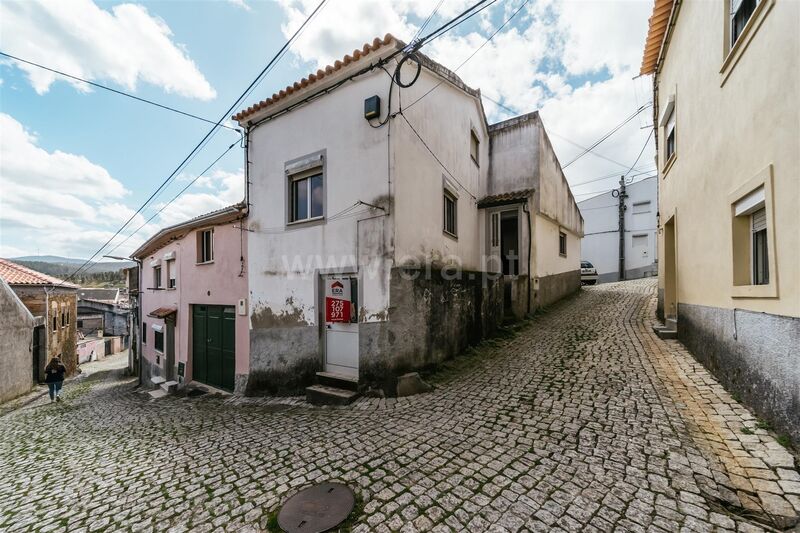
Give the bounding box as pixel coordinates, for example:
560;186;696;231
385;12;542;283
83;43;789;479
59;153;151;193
678;302;800;444
247;325;319;395
535;269;580;309
246;267;504;396
359;267;504;393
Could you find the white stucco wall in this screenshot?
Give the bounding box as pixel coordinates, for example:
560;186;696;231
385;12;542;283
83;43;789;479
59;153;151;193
245;62;394;326
579;177;658;280
534;214;581;278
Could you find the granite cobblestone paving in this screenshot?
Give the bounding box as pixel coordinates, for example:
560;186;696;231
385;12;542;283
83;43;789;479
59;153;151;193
1;279;797;532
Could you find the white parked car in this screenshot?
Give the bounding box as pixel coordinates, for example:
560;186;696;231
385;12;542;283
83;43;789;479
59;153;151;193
581;261;598;285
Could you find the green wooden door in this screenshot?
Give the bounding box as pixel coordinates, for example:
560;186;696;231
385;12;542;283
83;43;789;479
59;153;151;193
192;305;208;384
221;306;236;391
192;304;235;391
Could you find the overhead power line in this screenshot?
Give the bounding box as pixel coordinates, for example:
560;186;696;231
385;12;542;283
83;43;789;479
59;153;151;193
481;93;653;174
59;0;328;285
405;0;530;111
561;103;652;169
0;51;238;132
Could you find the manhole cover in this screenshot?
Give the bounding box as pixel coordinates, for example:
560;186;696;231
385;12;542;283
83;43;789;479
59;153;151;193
277;482;355;533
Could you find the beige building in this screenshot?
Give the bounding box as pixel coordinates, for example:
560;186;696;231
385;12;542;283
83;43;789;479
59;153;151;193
641;0;800;442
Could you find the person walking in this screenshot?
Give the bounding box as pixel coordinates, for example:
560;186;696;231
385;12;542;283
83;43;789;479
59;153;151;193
44;356;67;402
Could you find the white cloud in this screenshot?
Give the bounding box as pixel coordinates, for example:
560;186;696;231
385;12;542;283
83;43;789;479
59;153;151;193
154;168;244;227
226;0;252;11
0;0;216;100
272;0;654;191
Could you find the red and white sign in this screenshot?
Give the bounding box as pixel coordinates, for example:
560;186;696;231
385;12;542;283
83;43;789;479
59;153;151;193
325;278;352;323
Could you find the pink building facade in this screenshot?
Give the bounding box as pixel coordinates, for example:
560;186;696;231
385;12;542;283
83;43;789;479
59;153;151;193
132;205;250;393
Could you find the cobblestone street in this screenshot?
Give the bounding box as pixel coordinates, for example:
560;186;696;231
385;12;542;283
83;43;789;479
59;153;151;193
1;279;798;532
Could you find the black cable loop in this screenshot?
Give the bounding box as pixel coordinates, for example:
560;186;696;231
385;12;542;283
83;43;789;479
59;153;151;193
394;52;422;88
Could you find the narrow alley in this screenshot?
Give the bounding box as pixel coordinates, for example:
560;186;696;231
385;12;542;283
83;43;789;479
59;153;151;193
1;280;797;533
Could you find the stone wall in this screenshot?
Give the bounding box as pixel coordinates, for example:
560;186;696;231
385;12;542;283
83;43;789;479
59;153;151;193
13;287;78;376
359;267;504;393
535;269;580;309
0;280;35;403
678;302;800;444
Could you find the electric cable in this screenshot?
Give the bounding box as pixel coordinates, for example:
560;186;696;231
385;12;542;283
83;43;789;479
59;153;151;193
561;103;652;169
57;0;327;285
0;51;239;132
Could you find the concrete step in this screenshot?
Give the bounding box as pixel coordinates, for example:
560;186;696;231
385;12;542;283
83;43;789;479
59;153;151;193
150;376;166;386
666;317;678;331
160;380;179;393
316;371;359;392
656;328;678;340
148;389;168;400
306;384;359;406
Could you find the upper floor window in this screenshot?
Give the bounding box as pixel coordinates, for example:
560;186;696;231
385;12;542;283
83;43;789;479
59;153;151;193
166;259;176;289
289;170;323;223
443;189;458;237
470;130;480;166
559;231;567;257
198;229;214;263
153;265;162;289
731;0;759;47
665;108;676;162
632;201;651;214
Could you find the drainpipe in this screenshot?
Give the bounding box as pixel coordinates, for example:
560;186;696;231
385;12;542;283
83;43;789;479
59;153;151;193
523;201;532;315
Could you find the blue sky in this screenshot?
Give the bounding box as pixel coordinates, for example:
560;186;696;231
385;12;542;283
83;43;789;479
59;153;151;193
0;0;655;259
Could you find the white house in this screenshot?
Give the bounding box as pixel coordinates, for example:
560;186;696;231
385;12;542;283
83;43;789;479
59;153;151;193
234;34;582;399
578;176;658;283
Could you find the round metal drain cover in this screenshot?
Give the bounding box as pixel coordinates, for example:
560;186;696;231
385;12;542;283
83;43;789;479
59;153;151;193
277;482;355;533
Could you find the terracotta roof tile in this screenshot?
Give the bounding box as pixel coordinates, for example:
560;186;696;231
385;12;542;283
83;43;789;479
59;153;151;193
0;258;79;288
477;189;534;208
233;34;399;122
641;0;676;75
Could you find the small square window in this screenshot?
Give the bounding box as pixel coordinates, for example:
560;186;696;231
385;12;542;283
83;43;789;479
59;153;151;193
470;130;480;166
153;266;162;289
443;190;457;237
154;330;164;353
198;229;214;263
559;232;567;257
289;172;323;223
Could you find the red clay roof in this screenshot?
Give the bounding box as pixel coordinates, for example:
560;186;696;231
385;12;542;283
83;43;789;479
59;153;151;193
477;189;534;208
148;306;177;318
0;258;79;288
641;0;675;75
233;33;399;122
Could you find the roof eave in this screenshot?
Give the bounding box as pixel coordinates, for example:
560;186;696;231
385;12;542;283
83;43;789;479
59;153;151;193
131;204;245;259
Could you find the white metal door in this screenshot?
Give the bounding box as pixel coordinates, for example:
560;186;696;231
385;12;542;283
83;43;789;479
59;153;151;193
323;275;359;378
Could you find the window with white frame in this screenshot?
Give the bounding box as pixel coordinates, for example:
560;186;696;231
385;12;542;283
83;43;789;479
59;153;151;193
289;170;323;223
731;178;774;293
751;207;768;285
154;330;164;353
559;231;567;257
153;265;162;288
198;229;214;263
731;0;759;47
166;259;176;289
665;108;676;162
443;189;458;237
470;130;480;166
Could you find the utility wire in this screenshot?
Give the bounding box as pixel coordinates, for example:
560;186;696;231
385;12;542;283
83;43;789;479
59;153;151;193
622;127;655;180
481;93;653;173
571;168;656;188
561;103;652;169
412;0;445;42
405;0;529;111
399;113;477;201
0;51;239;132
104;142;240;258
58;0;327;285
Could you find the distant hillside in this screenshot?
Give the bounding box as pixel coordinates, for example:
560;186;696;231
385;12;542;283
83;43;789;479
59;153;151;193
12;255;86;264
10;259;133;288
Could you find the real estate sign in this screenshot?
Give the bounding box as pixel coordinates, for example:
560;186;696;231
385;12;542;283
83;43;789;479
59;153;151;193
325;278;352;323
